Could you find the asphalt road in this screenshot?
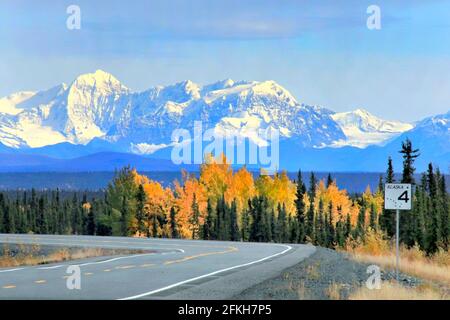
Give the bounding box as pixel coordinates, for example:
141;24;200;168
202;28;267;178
0;234;315;300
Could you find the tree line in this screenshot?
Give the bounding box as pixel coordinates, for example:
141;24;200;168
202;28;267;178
0;139;448;255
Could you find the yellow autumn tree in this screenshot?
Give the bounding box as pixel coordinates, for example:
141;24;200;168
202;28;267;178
174;176;207;239
224;166;256;220
142;180;175;237
315;179;360;226
199;153;233;205
255;170;296;216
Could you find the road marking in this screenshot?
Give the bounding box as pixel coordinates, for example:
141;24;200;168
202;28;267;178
0;267;25;273
115;265;135;269
34;280;46;284
103;269;112;272
140;264;155;268
2;285;16;289
164;246;238;265
118;244;293;300
84;272;93;276
78;253;157;267
38;265;63;270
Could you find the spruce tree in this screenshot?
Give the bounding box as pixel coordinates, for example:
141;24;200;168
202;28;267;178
250;196;269;242
380;157;395;237
241;206;251;242
295;170;307;242
136;184;147;236
170;207;179;239
412;184;427;250
289;218;300;244
437;171;449;247
326;202;335;247
190;193;201;239
425;164;443;253
230;199;240;241
86;202;96;235
326;173;334;188
277;203;288;243
215;196;225;240
355;203;366;240
400;139;420;183
369;203;377;231
377;175;384;194
306;172;317;242
345;213;352;239
315;198;325;246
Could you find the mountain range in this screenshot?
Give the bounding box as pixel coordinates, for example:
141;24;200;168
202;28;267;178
0;70;448;173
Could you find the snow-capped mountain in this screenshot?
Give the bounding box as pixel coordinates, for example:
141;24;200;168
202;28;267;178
0;70;426;157
330;109;413;148
388;110;450;155
0;70;348;152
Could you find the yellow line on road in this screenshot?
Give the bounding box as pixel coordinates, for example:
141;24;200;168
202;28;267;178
164;246;238;265
84;272;94;276
115;265;136;269
140;263;155;268
34;280;47;284
2;285;16;289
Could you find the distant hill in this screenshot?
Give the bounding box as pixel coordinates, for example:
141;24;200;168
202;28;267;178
0;152;195;172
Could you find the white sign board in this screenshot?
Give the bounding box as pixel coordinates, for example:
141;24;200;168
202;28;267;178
385;183;412;210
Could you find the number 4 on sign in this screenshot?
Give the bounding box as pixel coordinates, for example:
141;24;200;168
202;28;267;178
398;190;409;203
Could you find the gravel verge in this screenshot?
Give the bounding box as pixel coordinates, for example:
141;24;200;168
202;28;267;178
233;247;422;300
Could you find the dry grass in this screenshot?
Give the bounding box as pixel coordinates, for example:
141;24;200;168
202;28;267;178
297;280;307;300
0;244;144;268
352;251;450;286
326;282;341;300
344;228;450;287
306;262;320;280
350;281;447;300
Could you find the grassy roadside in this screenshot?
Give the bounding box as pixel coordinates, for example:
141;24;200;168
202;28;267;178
349;281;446;300
344;249;450;299
0;243;148;268
234;246;449;300
343;229;450;299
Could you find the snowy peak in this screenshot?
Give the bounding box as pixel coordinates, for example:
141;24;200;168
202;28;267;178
63;71;131;144
159;80;201;103
69;69;128;94
0;91;36;115
332;108;412;133
202;79;235;93
330;109;413;148
415;110;450;130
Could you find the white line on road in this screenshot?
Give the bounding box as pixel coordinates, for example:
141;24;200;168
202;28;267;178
38;265;64;270
117;244;293;300
1;249;185;273
78;253;156;267
0;268;25;273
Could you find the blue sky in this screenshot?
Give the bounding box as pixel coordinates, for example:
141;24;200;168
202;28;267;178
1;0;450;121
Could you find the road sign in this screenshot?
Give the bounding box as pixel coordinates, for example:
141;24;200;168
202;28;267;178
384;183;412;210
384;183;412;283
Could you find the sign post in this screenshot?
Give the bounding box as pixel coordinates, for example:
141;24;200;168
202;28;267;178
384;183;412;282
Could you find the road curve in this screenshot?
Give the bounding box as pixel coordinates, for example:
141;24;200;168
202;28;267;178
0;234;315;300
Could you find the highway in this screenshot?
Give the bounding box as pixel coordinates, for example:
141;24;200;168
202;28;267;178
0;234;315;300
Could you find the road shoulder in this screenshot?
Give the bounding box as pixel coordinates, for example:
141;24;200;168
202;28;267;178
233;247;423;300
151;244;316;300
